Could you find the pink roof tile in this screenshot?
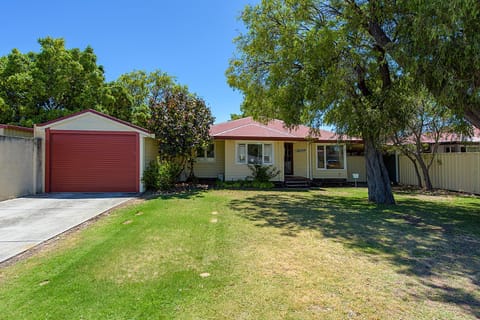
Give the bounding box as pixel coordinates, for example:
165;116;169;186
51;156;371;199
211;117;359;142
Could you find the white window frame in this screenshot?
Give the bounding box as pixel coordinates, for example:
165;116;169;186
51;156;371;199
236;142;274;165
316;144;347;170
196;143;215;162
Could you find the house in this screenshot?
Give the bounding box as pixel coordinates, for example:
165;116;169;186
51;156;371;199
32;109;158;193
420;128;480;153
192;117;366;185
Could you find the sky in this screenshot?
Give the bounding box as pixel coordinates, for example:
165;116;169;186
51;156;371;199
1;0;258;123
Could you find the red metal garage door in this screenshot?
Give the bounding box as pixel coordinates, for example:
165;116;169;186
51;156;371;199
47;130;139;192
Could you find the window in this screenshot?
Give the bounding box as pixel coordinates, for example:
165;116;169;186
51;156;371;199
317;145;325;169
317;144;345;170
263;144;273;164
248;144;262;164
197;143;215;161
467;145;480;152
237;143;273;165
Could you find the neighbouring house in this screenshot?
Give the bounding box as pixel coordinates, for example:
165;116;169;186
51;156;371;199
192;117;366;185
397;127;480;194
419;128;480;153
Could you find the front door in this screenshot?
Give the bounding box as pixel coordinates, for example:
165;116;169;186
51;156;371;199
284;143;293;175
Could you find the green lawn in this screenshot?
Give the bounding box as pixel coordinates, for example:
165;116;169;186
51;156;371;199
0;188;479;319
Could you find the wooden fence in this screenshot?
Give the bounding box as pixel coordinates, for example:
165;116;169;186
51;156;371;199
398;153;480;194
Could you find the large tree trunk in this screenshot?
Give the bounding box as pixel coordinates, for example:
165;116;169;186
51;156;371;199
364;136;396;204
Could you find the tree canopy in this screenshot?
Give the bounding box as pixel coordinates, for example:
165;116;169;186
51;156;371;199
108;70;178;128
227;0;414;204
227;0;480;203
340;0;480;128
148;88;215;179
0;37;106;126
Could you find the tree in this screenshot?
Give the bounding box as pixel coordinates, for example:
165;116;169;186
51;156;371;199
148;88;214;181
112;70;176;128
391;91;472;190
0;37;107;126
0;49;33;124
342;1;480;128
227;0;413;204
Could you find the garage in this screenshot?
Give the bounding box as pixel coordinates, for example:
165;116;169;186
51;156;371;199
48;131;138;192
35;109;157;193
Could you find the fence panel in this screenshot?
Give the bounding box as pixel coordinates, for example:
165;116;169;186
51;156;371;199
399;153;480;194
0;136;42;200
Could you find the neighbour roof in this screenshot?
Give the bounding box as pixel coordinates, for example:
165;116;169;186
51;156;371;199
210;117;359;142
0;124;34;133
421;128;480;144
35;109;152;134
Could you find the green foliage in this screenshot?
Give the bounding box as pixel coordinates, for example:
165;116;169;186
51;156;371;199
391;89;473;190
247;164;280;183
157;160;182;191
389;1;480;127
148;89;214;177
0;37;106;126
111;70;176;128
216;180;275;189
227;0;401;203
142;159;161;191
142;158;183;191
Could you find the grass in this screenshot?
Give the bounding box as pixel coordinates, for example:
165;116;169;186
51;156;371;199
0;188;479;319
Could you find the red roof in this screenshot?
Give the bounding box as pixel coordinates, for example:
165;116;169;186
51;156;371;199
211;117;359;142
0;124;34;133
35;109;152;134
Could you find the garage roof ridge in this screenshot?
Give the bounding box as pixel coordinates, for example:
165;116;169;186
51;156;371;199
35;109;152;134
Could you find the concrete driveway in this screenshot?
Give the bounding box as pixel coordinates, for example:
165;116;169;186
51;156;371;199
0;193;135;263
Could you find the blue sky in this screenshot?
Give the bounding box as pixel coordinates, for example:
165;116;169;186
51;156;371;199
1;0;257;123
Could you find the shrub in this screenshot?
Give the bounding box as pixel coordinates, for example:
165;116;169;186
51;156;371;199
142;158;182;191
247;164;280;183
158;160;182;190
142;160;161;191
216;180;275;189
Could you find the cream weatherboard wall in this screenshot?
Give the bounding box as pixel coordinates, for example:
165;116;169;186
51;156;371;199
34;111;154;193
193;140;226;179
347;156;367;182
144;137;159;168
223;140;284;181
310;143;348;180
196;140;361;182
399;153;480;194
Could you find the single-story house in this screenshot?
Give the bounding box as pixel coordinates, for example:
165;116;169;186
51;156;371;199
192;117;367;185
419;128;480;153
33;109;157;193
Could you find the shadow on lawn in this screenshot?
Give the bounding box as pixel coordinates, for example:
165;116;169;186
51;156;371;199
229;190;480;317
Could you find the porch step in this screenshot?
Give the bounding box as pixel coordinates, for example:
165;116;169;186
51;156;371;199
284;176;310;188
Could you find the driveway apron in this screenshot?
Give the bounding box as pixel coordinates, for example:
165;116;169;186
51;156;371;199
0;193;135;263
